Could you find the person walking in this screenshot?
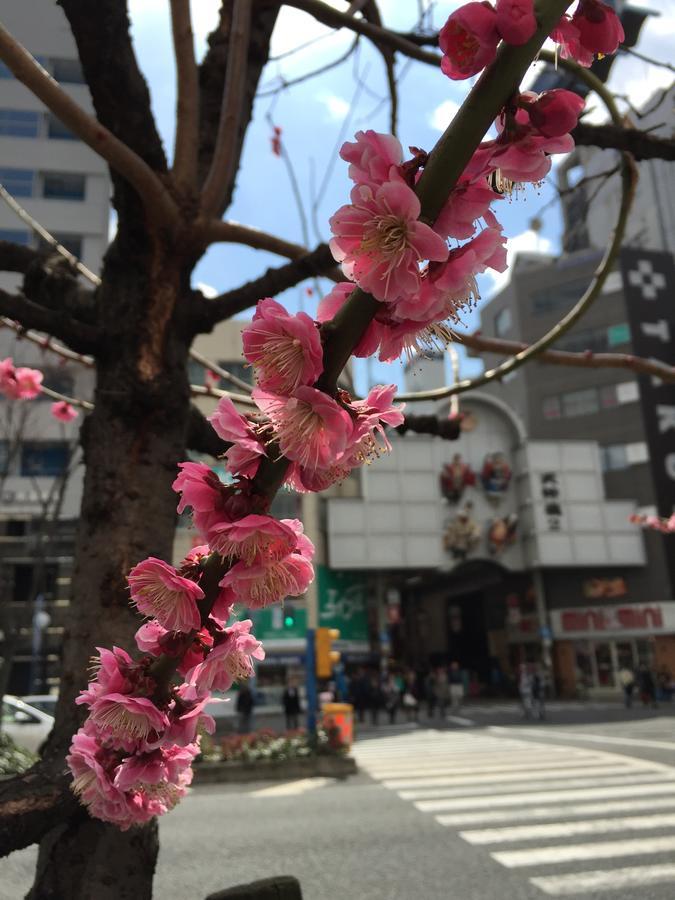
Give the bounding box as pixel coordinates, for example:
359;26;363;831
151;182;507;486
282;679;302;730
368;673;383;726
519;663;534;719
434;666;450;720
402;670;419;722
531;667;546;720
382;673;401;725
425;669;437;719
448;661;465;713
350;668;370;724
638;663;657;708
236;684;255;734
618;665;635;708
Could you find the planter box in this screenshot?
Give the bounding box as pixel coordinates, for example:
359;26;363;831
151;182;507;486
194;754;357;784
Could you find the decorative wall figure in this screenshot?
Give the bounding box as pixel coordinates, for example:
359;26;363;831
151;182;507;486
487;513;519;555
440;454;475;504
443;502;481;559
481;452;512;501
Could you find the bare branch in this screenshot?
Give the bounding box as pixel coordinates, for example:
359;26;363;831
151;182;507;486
623;47;675;74
396;414;461;440
194;243;342;331
0;23;178;226
1;318;95;367
284;0;440;62
200;0;253;218
189;347;252;394
258;35;359;97
0;240;41;275
571;121;675;162
170;0;200;188
0;290;99;354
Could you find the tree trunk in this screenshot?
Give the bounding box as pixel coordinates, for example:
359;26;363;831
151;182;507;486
29;237;192;899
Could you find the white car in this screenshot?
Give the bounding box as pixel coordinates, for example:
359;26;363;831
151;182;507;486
2;695;54;754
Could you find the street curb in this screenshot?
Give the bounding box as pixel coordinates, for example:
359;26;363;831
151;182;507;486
194;754;357;783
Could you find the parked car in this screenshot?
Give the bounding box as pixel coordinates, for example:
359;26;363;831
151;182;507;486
2;695;54;754
22;694;58;717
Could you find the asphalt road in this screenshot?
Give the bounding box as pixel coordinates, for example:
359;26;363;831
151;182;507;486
3;704;675;900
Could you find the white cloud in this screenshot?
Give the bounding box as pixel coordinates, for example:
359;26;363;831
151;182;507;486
429;99;460;132
484;229;554;296
195;282;218;299
319;93;350;121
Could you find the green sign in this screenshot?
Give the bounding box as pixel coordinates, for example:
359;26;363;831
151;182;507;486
246;602;307;642
608;322;630;347
317;565;369;643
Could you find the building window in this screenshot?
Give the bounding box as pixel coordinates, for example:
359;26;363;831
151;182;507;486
616;381;639;404
39;368;75;400
542;396;562;420
39;234;83;258
0;167;35;197
42;172;85;200
217;360;253;388
561;388;599;417
0;109;40;138
51;58;85;85
0;440;8;475
600;445;629;471
494;308;512;337
531;277;592;316
187;359;204;386
20;442;69;477
0;229;31;245
46;113;77;140
0;62;13;79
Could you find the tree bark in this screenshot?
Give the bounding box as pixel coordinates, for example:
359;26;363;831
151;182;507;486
26;233;192;897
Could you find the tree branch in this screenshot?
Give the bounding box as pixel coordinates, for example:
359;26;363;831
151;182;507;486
202;219;318;259
0;22;177;227
571;121;675;162
200;0;253;218
396;414;461;440
170;0;200;189
0;760;80;856
0;290;99;354
187;405;231;457
193;243;341;331
0;240;42;274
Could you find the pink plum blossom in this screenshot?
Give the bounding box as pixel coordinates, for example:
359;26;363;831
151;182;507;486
525;89;585;138
88;693;169;752
135;620;168;655
172;461;252;536
208;514;298;565
113;743;198;795
495;0;536;45
207;397;268;478
164;693;215;746
317;282;384;358
67;729;135;828
242;298;323;395
76;646;135;707
339;130;403;188
329;180;448;303
342;385;405;467
433;179;502;242
253;386;354;473
128;557;204;633
571;0;624;59
439;2;500;80
0;358;43;400
185;620;265;694
220;551;314;609
51;400;79;422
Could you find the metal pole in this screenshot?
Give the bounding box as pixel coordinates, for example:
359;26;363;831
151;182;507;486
305;628;317;735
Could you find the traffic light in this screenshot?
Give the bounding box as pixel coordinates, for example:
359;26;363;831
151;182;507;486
283;604;296;630
315;627;340;678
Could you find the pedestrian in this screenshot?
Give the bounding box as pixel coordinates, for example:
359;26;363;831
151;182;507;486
368;673;383;726
637;663;657;707
618;664;635;708
434;666;450;719
350;667;369;724
448;661;464;712
657;667;673;703
382;673;401;725
531;667;545;720
402;670;419;722
519;663;534;719
236;684;255;734
424;669;437;718
282;679;302;731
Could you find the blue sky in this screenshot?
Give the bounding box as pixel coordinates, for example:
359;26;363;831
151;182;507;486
126;1;675;394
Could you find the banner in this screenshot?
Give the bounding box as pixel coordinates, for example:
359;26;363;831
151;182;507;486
620;248;675;597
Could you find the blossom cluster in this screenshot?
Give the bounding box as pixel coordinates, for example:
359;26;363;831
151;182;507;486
0;355;78;421
440;0;624;80
630;513;675;534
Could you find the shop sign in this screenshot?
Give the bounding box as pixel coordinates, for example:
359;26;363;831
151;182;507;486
317;566;369;643
551;602;675;638
540;472;564;530
621;249;675;595
582;577;628;599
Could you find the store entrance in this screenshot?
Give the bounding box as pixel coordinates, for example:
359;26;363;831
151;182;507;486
446;591;491;689
574;637;655;691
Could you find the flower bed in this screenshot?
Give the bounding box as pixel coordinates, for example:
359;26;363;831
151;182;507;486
0;733;37;776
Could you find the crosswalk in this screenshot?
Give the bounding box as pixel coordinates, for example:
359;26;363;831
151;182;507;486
353;730;675;896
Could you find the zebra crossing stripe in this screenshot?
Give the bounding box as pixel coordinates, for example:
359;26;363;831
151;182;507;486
384;762;648;791
492;834;675;868
531;864;675;896
364;754;607;779
461;812;675;845
436;795;675;828
414;779;675;812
